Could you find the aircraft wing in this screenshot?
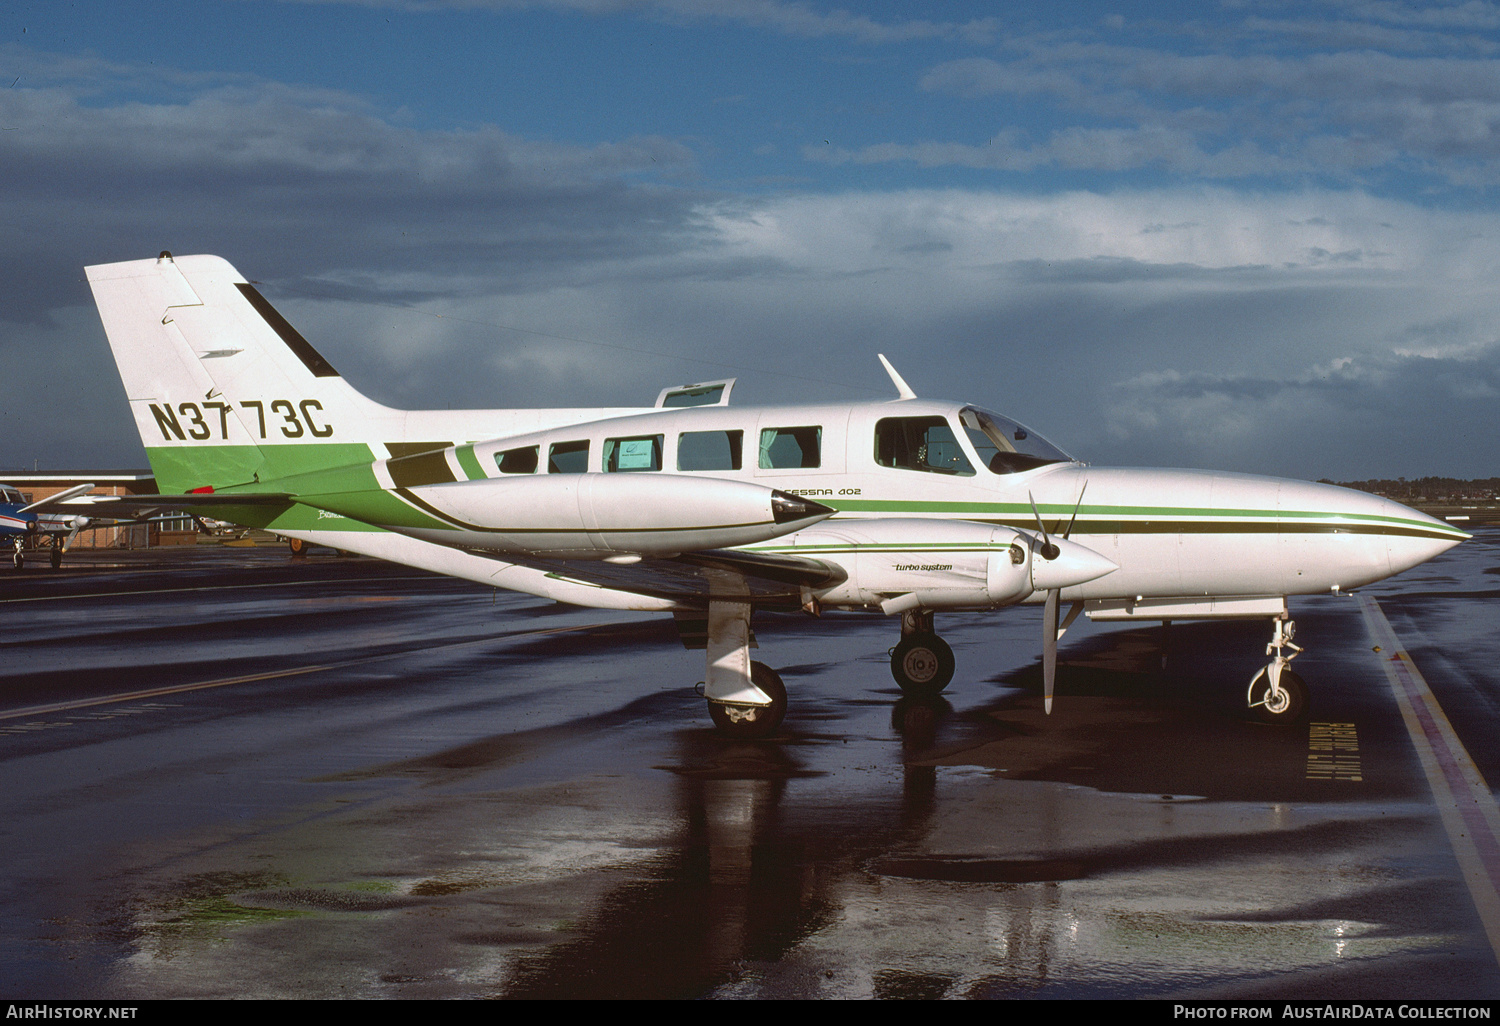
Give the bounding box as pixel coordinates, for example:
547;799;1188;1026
482;547;847;605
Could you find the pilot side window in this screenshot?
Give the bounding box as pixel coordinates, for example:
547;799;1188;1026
494;445;539;474
548;440;590;474
875;417;975;476
759;426;821;469
603;435;663;472
677;430;742;471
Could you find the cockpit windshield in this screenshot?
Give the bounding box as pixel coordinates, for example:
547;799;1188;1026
958;407;1073;474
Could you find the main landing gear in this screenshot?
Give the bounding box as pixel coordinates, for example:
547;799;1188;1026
11;538;23;571
1247;616;1308;724
700;600;788;739
889;609;954;697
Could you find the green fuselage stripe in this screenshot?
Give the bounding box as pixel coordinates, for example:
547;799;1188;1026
454;445;485;481
140;444;1464;545
829;500;1463;541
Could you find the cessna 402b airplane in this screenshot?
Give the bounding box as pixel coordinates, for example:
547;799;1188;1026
72;252;1468;736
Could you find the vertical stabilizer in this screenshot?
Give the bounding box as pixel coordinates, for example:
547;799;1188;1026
86;253;399;492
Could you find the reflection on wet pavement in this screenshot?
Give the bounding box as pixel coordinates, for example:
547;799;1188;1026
1;540;1498;997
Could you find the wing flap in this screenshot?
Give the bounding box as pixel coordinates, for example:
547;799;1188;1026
473;547;846;604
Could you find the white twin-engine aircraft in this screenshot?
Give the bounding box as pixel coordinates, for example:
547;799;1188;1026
78;253;1467;737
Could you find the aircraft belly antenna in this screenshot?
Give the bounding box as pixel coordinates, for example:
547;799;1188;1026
877;354;917;400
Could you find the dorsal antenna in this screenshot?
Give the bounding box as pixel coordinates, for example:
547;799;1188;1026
877;354;917;400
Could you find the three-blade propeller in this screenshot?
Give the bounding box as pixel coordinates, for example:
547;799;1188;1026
1029;484;1087;714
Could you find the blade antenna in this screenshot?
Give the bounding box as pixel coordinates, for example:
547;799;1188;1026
877;354;917;400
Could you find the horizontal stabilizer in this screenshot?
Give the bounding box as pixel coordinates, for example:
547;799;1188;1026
49;492;295;513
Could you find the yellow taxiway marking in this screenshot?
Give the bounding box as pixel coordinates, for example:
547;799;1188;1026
0;621;611;723
1360;593;1500;968
1306;721;1362;781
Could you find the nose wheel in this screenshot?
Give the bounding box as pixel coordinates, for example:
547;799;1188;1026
1247;617;1308;723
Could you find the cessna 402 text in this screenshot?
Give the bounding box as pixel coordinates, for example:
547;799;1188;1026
76;253;1467;736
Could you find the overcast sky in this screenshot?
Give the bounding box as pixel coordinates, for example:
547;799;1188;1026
2;0;1499;479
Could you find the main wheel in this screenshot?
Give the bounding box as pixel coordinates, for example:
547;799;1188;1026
1248;667;1308;724
50;546;62;570
287;537;308;558
707;661;787;739
890;632;955;695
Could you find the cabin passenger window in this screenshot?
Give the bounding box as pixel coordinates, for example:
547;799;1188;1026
875;417;975;476
677;430;742;471
548;440;590;474
759;426;821;469
495;446;539;474
603;435;663;472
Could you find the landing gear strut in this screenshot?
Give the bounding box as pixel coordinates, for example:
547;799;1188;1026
11;538;23;571
707;661;786;738
1247;616;1308;724
702;598;787;738
890;610;954;696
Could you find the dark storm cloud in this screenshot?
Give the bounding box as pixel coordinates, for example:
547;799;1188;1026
0;52;708;325
854;28;1500;185
1099;345;1500;478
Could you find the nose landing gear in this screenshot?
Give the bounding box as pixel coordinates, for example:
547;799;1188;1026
1247;616;1308;724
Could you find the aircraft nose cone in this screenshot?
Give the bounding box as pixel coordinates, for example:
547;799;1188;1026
1383;497;1469;575
771;490;836;525
1031;535;1118;591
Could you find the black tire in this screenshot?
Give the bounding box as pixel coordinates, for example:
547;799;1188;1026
1250;667;1308;724
890;632;955;695
50;546;61;570
287;537;308;558
707;661;787;738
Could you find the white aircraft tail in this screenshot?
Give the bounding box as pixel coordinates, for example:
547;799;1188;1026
85;252;646;492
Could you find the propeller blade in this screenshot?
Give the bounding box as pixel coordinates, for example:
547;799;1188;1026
1043;588;1059;714
1027;491;1060;560
1063;481;1088;540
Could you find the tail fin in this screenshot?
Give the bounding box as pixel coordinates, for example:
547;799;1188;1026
88;252;652;496
87;253;399;493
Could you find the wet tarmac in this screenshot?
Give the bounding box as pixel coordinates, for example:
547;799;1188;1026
1;533;1499;999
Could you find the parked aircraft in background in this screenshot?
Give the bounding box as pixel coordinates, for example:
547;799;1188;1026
1;483;100;569
70;253;1468;735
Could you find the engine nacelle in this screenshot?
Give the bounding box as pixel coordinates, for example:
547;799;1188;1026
384;474;834;558
786;518;1034;611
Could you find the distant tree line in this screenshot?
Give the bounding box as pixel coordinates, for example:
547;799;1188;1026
1319;477;1500;501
